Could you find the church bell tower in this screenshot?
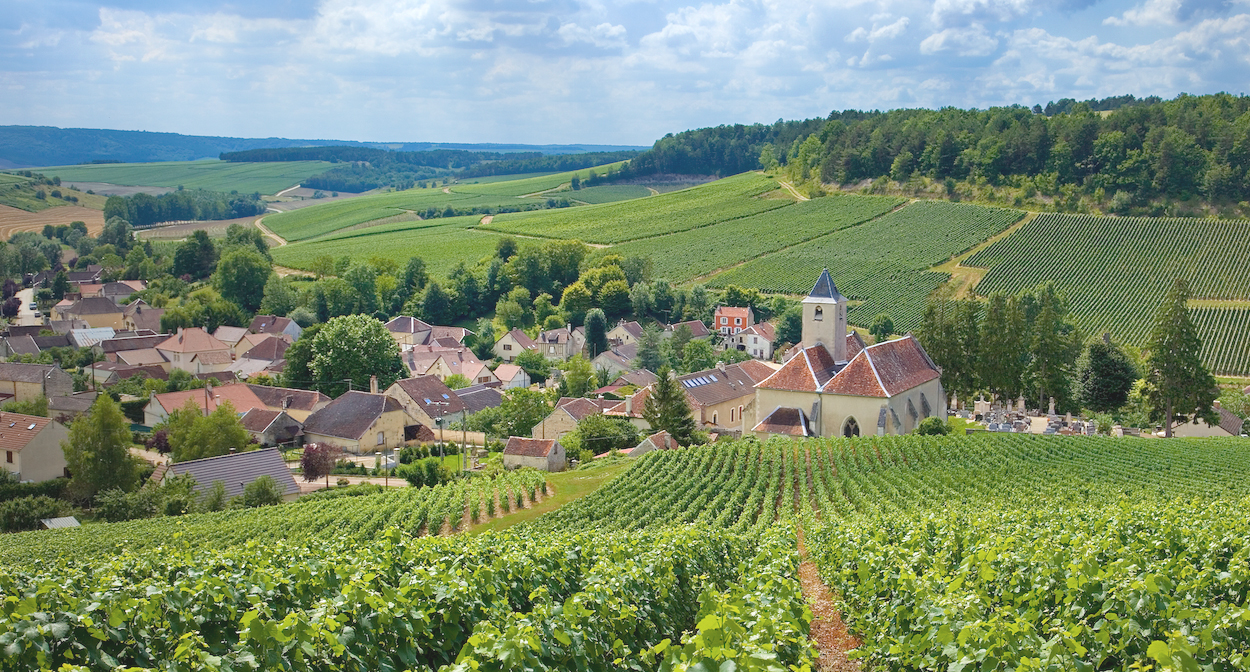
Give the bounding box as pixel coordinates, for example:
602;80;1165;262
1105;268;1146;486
801;268;848;364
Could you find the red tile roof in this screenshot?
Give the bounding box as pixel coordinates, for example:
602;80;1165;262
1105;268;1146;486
0;412;57;453
714;306;753;321
152;384;266;416
822;335;940;397
504;436;557;458
753;407;812;436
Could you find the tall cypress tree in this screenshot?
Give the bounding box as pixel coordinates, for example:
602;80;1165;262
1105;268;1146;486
1144;278;1217;437
1026;283;1079;410
642;366;697;446
978;293;1028;404
584;308;609;358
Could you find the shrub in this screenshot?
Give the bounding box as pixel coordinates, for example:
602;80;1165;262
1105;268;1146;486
236;475;284;508
0;495;70;533
914;417;950;436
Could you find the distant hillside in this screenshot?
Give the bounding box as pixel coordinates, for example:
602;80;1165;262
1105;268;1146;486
0;125;647;168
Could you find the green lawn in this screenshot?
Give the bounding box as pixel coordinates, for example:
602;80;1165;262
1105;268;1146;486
469;460;631;534
33;160;332;195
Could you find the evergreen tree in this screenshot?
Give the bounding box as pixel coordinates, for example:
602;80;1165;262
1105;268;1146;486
635;325;666;372
978;293;1028;403
952;301;982;403
1025;284;1080;410
919;299;959;405
584;308;609;358
402;256;428;294
1144;278;1217;437
50;270;70;301
421;282;452;324
1073;337;1139;412
62;395;139;502
642;366;697;446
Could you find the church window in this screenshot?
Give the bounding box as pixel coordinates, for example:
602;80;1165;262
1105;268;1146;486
842;417;860;438
814;306;823;321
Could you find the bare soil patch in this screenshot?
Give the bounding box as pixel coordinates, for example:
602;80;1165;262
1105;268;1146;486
0;204;105;238
797;527;862;672
135;215;261;240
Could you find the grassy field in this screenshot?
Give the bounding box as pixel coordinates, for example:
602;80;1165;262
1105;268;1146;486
263;163;626;242
0;174;107;213
469;459;630;534
708;200;1025;330
481;172;791;243
33;160;332;195
967;212;1250;375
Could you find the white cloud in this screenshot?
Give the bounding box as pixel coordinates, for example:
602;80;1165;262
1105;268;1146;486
1104;0;1184;25
558;22;628;48
920;23;999;55
931;0;1035;26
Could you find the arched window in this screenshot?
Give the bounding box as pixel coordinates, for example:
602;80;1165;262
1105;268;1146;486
843;417;860;438
813;306;823;321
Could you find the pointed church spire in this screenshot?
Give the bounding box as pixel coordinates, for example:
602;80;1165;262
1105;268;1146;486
807;268;844;301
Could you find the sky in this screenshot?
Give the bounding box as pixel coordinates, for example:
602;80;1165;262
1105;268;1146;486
1;0;1248;146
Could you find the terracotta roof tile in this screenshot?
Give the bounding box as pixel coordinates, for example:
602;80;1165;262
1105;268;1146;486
753;407;812;436
157;328;229;354
504;436;557;457
0;412;56;453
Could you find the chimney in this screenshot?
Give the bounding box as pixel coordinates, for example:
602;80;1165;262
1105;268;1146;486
370;375;378;394
282;395;291;410
1214;400;1221;409
229;447;236;454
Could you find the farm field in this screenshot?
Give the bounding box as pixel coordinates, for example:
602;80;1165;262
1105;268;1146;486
966;212;1250;375
708;200;1025;330
563;184;654;204
272;215;507;278
3;434;1248;671
0;203;104;238
262;163;624;242
33;160;332;195
481;171;792;243
608;193;906;281
451;162;624;196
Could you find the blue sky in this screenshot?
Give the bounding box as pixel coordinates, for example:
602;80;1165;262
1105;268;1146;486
2;0;1247;145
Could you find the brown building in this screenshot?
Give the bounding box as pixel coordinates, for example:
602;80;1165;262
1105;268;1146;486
503;437;565;472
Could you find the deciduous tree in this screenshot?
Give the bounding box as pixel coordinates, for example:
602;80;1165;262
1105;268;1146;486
63;395;139;502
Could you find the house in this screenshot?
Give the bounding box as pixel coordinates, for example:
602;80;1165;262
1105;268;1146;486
503;437;565;472
753;270;945;439
493;363;530;390
116;348;170;369
732;322;776;360
150;448;300;502
607;320;645;347
234;332;289;359
531;397;619;440
155;328;232;374
212;325;251;351
592;343;639;379
96;281;145;302
68;327;116;349
246;384;331;422
2;335;40;358
48;392;98;425
385;316;433;347
228;336;290;379
122;300;164;333
385;376;467;429
1169;402;1246;438
595;368;660;397
99;333;170;362
664;320;712;340
494;329;538;363
239;408;303;446
143;383;267;427
301;391;416;454
0;362;74;403
403;350;497;385
537;325;584;361
606;360;775;433
0;412;70;482
714;306;754;335
66;266;103;285
457;384;505;416
89;362;168;387
629;430;679;458
249;315;303;340
53;296;125;329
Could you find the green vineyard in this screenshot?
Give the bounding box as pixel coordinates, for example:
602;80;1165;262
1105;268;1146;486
482;172;791;243
0;469;547;566
708;200;1024;331
608;193;906;281
966;212;1250;374
3;434;1247;671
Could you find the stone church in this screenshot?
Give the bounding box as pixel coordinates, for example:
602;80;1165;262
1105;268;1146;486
752;269;946;438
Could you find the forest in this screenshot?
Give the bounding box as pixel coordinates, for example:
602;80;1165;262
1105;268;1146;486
612;93;1250;212
102;189;266;227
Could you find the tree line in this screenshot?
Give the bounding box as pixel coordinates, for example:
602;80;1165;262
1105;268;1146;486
103;189;266;228
610;93;1250;212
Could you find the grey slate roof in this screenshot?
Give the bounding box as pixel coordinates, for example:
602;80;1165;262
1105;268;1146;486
392;376;466;416
160;448;300;500
457;384;504;415
246;385;330;412
0;362;61;384
302;391;407;441
807;268;845;301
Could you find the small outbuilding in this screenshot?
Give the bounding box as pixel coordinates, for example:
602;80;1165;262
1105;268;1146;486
503;436;565;472
150;447;300;502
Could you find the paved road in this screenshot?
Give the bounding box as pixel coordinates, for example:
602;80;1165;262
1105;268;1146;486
13;287;42;327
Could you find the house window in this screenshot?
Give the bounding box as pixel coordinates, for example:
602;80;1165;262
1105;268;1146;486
734;318;741;325
503;344;512;351
730;408;735;422
843;417;860;438
377;432;385;445
712;412;718;425
5;450;10;463
549;346;555;353
738;405;744;422
721;317;728;325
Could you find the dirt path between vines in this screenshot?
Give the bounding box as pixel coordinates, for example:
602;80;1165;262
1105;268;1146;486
796;526;861;672
254;215;288;247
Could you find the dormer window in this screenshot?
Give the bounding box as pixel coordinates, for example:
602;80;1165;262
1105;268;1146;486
814;306;823;321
